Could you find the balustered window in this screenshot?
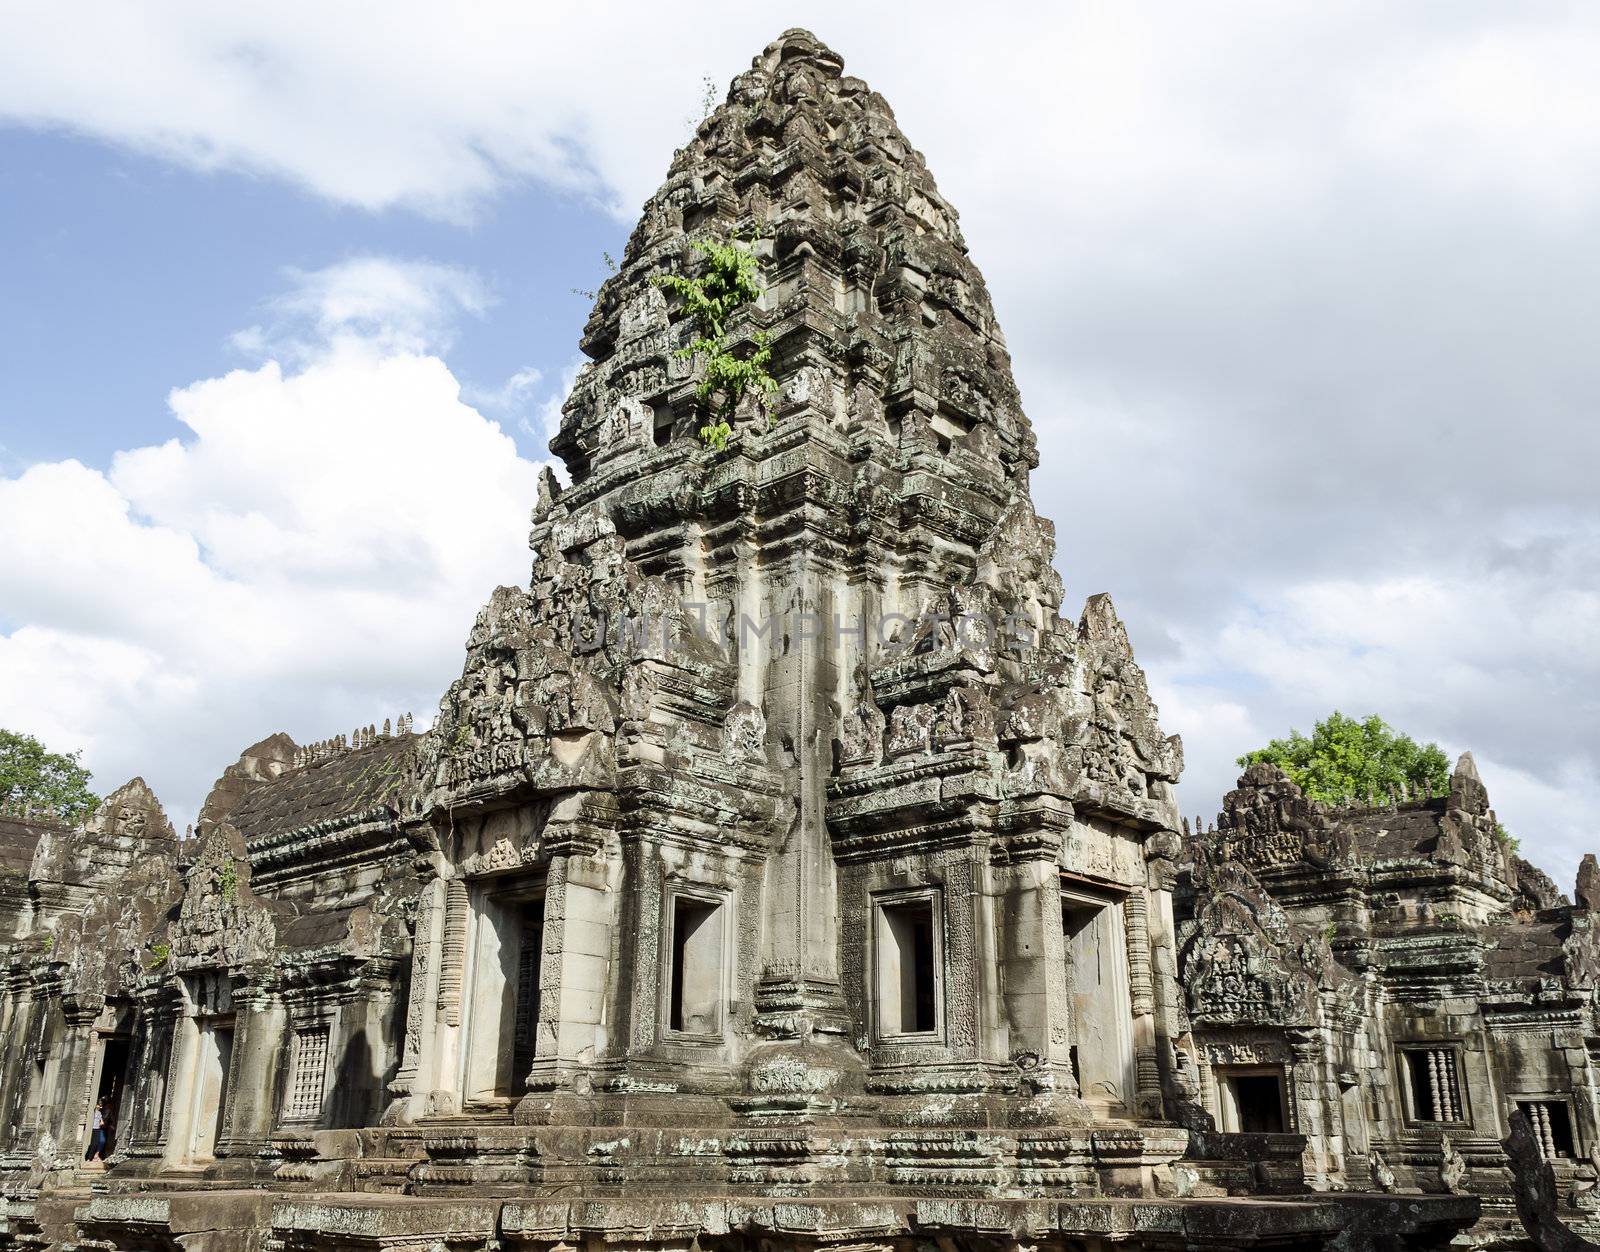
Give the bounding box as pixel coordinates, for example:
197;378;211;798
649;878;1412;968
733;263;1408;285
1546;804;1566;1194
1401;1046;1466;1123
285;1027;329;1122
1519;1100;1577;1160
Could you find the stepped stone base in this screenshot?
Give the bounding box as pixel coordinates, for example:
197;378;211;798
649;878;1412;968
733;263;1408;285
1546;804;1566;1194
30;1188;1479;1252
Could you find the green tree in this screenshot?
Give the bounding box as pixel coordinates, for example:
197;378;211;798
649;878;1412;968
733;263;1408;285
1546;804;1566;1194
1237;712;1451;806
0;729;100;823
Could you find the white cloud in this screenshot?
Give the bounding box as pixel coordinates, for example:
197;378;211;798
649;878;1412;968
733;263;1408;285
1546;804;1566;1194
0;257;545;827
230;256;491;363
463;366;544;417
1;5;1591;225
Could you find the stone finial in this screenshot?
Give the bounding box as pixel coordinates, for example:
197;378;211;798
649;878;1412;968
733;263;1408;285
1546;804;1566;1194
1577;855;1600;912
533;465;561;524
1448;750;1491;816
1078;593;1131;650
760;28;846;77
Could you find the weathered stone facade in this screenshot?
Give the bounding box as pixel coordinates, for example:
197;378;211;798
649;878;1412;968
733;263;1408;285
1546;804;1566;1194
1175;755;1600;1247
0;28;1502;1252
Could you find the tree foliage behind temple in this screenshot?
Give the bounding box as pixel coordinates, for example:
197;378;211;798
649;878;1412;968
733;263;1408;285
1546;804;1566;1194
0;728;99;822
1238;711;1451;806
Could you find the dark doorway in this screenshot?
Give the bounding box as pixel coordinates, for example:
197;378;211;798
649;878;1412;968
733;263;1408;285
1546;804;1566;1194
1228;1072;1287;1133
89;1037;129;1159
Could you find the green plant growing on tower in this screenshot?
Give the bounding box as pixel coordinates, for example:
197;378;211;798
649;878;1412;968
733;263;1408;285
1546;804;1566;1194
219;855;238;904
652;235;778;451
145;940;170;971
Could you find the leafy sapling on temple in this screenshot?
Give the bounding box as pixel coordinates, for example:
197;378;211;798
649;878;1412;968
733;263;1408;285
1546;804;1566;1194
652;235;778;450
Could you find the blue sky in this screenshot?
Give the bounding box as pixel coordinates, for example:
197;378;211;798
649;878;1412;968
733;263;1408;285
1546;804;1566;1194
0;127;626;470
1;3;1596;884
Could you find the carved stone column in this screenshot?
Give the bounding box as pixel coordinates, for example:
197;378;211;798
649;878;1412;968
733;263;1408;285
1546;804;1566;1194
49;994;104;1161
123;1000;178;1158
520;844;623;1116
160;1010;201;1167
749;551;854;1046
214;977;287;1158
996;857;1083;1100
0;985;34;1153
383;874;444;1125
1123;890;1164;1118
1291;1034;1330;1189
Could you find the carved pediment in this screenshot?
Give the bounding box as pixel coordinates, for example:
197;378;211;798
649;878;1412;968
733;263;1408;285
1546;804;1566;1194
1180;858;1326;1028
168;828;276;972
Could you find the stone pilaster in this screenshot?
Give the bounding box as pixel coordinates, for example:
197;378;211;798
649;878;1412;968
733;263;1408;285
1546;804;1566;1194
214;980;287;1157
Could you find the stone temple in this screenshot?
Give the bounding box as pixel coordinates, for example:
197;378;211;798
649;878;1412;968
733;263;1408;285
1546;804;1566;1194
0;28;1593;1252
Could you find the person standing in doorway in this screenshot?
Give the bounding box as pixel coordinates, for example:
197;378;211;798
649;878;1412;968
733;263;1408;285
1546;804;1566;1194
84;1099;107;1162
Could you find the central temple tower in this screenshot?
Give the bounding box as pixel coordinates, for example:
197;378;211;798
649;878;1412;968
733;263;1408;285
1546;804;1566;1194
549;25;1069;1067
400;26;1200;1133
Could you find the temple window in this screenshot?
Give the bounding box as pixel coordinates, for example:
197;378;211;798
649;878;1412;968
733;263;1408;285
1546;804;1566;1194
284;1026;329;1122
1401;1046;1466;1123
667;892;727;1035
1216;1066;1289;1133
651;399;674;447
1520;1100;1577;1160
874;892;941;1038
1061;889;1135;1109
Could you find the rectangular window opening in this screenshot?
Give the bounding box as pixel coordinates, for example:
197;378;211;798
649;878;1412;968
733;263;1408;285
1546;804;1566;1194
877;896;938;1037
285;1027;330;1122
651;400;674;447
668;896;725;1035
1520;1100;1576;1160
1403;1047;1465;1123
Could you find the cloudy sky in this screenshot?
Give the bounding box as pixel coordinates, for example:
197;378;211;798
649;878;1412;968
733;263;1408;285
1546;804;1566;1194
1;3;1595;884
